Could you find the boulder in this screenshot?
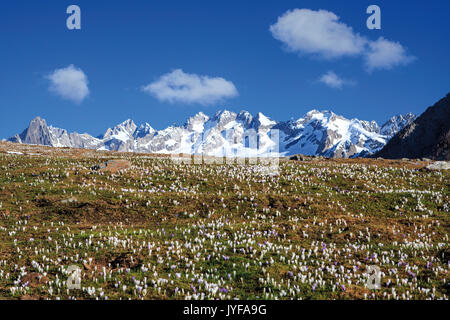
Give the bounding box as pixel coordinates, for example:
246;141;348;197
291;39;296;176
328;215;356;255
97;159;131;173
426;161;450;171
289;154;314;161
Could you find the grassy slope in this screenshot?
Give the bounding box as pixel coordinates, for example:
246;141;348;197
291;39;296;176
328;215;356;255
0;142;448;300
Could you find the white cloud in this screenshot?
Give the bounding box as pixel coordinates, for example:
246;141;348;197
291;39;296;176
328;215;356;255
269;9;366;59
270;8;415;72
47;65;89;104
365;37;415;71
318;71;354;89
142;69;238;105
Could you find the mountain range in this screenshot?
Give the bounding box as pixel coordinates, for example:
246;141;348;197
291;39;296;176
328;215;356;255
7;110;416;158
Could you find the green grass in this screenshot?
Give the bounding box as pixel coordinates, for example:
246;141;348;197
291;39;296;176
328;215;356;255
0;147;448;300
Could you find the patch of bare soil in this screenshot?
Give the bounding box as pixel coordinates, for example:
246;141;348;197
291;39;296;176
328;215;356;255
22;272;49;289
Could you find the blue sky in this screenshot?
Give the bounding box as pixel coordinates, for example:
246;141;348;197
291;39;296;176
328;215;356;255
1;0;449;138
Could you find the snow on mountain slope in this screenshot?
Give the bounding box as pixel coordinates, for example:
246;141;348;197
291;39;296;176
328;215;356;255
380;113;416;137
8;109;415;158
48;126;103;149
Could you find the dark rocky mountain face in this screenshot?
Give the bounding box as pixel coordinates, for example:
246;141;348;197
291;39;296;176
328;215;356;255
375;93;450;160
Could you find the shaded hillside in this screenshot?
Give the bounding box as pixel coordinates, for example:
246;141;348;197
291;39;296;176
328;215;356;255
376;93;450;160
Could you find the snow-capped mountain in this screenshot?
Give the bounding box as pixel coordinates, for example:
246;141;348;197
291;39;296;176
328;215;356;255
275;110;415;158
8;110;415;158
379;113;416;136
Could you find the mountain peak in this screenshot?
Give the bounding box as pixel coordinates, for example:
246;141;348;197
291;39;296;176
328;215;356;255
194;111;207;118
237;110;251;117
380;113;416;137
253;112;276;127
134;122;155;138
306;109;329;115
237;110;253;125
303;109;336;119
189;111;209;121
103;119;138;140
118;119;136;128
213;109;235;119
9;116;52;146
186;112;209;132
29;116;47;126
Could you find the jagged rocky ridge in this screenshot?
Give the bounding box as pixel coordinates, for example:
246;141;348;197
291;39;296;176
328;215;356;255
376;93;450;160
8;110;415;158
